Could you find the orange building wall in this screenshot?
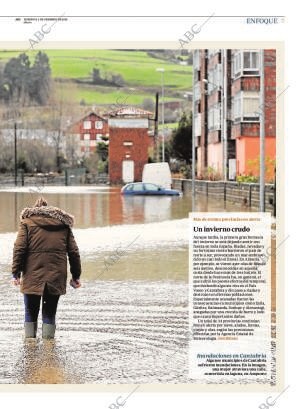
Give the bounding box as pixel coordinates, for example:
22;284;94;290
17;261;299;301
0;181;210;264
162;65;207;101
236;136;276;181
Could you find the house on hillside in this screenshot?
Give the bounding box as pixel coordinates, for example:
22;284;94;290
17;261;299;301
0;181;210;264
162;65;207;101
67;112;109;157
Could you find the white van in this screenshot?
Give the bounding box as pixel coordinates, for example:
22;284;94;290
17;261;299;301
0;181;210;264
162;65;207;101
142;162;172;189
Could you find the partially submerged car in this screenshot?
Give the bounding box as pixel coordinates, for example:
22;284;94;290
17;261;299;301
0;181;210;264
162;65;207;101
121;182;181;196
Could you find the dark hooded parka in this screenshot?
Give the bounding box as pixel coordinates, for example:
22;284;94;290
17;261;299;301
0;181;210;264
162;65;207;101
12;206;81;295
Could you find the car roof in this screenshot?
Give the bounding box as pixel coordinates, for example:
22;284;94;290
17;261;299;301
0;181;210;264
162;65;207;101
126;182;160;186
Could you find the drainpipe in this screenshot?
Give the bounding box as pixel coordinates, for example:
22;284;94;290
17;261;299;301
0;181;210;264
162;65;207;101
223;49;228;181
259;50;265;212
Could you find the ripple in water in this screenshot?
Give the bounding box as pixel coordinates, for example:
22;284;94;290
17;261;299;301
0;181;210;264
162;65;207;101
0;279;193;384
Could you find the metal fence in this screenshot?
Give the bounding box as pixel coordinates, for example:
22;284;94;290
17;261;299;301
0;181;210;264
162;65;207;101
0;169;109;187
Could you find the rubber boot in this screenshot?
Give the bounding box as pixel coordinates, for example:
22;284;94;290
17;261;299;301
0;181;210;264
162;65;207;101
42;323;56;339
24;322;37;338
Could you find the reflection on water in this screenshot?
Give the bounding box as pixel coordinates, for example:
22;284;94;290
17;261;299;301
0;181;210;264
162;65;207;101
0;186;248;233
15;339;73;384
1;278;190;384
0;186;253;384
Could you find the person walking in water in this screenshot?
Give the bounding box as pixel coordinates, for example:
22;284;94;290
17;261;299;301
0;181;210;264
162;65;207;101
12;197;81;339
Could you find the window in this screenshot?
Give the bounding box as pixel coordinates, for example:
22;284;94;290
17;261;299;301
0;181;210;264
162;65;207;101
123;141;133;146
208;49;220;57
83;120;91;129
84;133;90;140
194;113;201;137
233;93;242;121
95;120;103;129
144;183;160;191
132;183;144;192
243;92;260;121
243;51;259;74
232;50;260;78
96;134;103;140
193;50;200;70
232;91;260;122
208;103;221;130
207;64;222;94
233;52;242;77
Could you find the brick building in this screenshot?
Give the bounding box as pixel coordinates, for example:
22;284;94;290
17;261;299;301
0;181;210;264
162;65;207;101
108;107;154;184
194;49;276;181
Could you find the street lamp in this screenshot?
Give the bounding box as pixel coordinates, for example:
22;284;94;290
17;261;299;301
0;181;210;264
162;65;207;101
156;68;165;162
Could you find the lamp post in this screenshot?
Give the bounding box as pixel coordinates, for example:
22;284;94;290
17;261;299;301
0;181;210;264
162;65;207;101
156;68;165;162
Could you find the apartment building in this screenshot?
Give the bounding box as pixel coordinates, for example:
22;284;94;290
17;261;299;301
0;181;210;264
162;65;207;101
194;49;276;181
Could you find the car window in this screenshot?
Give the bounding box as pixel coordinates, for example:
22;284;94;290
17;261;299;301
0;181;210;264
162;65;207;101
132;183;144;192
144;183;160;191
125;184;133;191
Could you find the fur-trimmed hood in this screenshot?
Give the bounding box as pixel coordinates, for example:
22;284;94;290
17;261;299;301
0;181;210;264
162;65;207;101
20;206;75;228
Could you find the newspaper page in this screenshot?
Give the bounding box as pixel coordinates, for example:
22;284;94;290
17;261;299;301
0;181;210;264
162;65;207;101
189;212;274;384
0;9;287;407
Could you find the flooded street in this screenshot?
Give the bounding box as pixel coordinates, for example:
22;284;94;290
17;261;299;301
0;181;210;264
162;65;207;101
0;186;256;384
1;278;188;384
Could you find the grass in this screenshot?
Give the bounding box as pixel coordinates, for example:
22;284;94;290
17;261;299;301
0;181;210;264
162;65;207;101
0;49;192;90
0;49;192;111
56;82;181;106
158;122;179;130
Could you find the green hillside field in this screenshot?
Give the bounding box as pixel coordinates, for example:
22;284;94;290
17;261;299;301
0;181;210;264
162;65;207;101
0;49;192;106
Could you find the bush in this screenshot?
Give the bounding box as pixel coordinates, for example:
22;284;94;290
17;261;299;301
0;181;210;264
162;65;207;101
236;175;259;183
180;164;192;179
98;160;108;173
197;166;222;181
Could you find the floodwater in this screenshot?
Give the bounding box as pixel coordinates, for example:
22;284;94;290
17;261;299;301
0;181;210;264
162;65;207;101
0;186;260;384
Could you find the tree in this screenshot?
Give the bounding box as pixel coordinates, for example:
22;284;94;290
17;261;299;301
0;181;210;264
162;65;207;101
0;133;56;173
29;51;51;105
92;68;101;84
96;140;109;174
0;52;51;106
0;71;9;102
142;97;155;112
19;139;56;173
3;53;31;105
83;153;100;175
96;140;108;162
170;111;192;164
0;133;14;172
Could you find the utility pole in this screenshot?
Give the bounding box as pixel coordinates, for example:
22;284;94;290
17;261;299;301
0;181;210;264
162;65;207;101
192;51;196;212
156;68;165;162
154;92;159;162
223;49;228;181
259;50;265;212
14;122;17;186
